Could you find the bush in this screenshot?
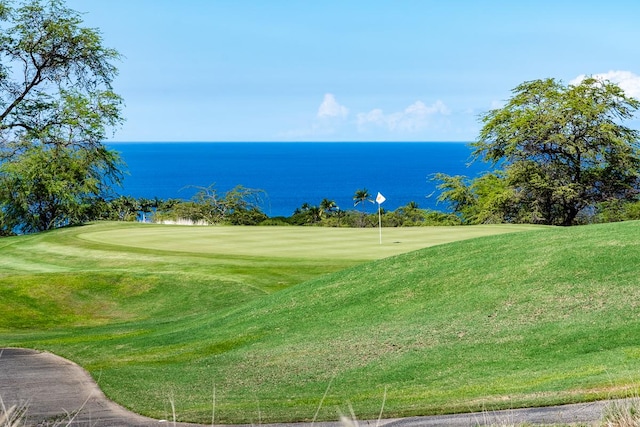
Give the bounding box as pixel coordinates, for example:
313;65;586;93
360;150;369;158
594;200;640;224
259;217;292;226
227;209;268;225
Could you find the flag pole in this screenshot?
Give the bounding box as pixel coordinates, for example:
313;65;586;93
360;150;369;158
376;192;385;245
378;203;382;244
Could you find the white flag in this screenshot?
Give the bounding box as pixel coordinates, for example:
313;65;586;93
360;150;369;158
376;192;386;204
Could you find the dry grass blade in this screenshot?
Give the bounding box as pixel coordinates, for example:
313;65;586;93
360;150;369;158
601;398;640;427
311;376;335;426
376;386;387;427
0;401;26;427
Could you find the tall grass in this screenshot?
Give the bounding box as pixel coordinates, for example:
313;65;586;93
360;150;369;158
0;401;25;427
0;400;79;427
602;399;640;427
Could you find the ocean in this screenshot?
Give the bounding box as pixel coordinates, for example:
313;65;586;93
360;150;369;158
106;142;489;218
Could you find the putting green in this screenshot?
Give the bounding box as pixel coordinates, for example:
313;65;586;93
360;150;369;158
79;223;543;260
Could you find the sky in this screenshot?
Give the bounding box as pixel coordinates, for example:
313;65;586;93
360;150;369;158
64;0;640;142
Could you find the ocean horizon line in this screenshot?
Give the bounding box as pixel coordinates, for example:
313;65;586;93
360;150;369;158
105;140;473;145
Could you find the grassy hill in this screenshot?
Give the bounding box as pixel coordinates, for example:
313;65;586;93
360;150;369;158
2;221;640;423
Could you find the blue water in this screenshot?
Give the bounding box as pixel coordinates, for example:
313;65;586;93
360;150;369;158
106;142;489;217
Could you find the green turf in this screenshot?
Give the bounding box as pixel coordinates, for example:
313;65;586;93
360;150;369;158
77;222;539;259
4;221;640;423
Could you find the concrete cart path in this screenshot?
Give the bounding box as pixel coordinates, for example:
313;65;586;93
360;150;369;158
0;347;615;426
0;347;192;426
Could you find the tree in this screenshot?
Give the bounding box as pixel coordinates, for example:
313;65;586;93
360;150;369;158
0;0;124;233
471;77;640;226
159;184;267;225
395;201;423;225
433;174;476;222
353;188;372;211
353;188;373;227
188;184;224;223
223;185;267;225
290;202;322;225
319;198;337;217
0;144;121;233
435;171;518;225
105;195;139;221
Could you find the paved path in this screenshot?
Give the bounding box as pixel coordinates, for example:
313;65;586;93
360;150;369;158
0;347;612;426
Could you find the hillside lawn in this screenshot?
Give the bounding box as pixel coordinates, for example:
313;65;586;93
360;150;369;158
1;221;640;423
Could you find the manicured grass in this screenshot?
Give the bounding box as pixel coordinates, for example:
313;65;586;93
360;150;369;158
3;221;640;423
77;222;539;259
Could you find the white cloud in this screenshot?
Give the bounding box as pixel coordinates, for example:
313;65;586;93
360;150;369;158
279;95;455;140
357;100;450;133
571;70;640;98
356;108;385;127
317;93;349;119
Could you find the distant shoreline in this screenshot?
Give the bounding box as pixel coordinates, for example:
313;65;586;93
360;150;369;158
105;140;473;144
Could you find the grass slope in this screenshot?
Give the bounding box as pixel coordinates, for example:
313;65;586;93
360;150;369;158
3;221;640;423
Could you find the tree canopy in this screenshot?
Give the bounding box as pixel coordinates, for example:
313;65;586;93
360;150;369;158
0;0;123;234
437;77;640;226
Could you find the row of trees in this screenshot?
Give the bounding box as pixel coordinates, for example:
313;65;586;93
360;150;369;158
286;193;459;227
80;187;460;228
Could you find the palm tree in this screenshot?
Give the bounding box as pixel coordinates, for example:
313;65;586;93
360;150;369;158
353;188;372;212
308;206;322;224
320;198;337;218
353;188;373;227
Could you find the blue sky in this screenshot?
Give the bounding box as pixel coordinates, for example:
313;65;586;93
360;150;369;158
66;0;640;142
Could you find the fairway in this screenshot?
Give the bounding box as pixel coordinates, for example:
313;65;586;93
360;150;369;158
78;223;541;259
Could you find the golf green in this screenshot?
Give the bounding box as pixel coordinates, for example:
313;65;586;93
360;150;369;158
78;223;542;260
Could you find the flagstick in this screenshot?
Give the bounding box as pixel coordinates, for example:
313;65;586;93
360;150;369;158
378;202;382;244
375;192;385;245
